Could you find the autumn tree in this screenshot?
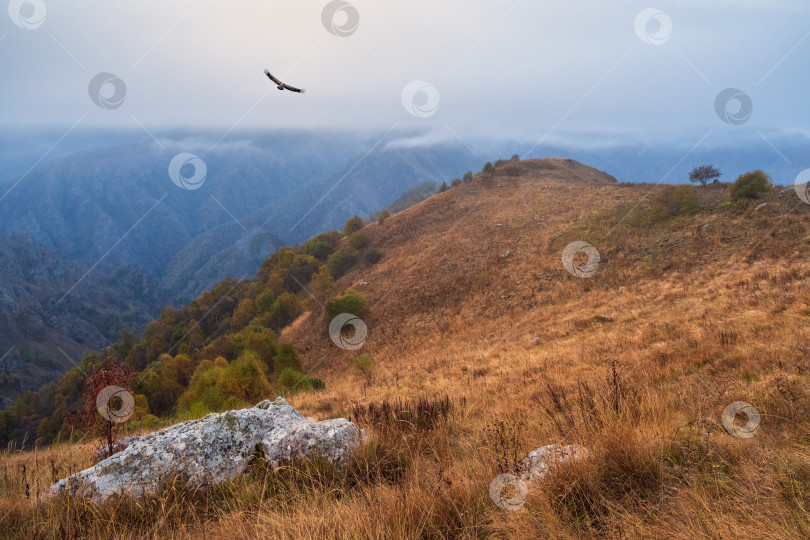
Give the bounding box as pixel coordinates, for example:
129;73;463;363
230;298;256;331
462;171;474;183
344;216;365;236
140;354;193;417
65;353;135;459
309;265;336;305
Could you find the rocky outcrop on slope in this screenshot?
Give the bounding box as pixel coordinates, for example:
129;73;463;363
48;398;362;502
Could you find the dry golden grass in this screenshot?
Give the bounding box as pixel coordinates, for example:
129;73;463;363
2;160;809;538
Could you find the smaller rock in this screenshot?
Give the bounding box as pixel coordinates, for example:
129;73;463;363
754;203;767;211
593;314;614;323
500;251;511;259
255;399;273;410
518;444;590;481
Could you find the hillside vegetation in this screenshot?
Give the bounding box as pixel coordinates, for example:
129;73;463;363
1;158;809;539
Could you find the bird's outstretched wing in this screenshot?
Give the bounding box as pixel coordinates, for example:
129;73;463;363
282;84;305;93
264;69;283;86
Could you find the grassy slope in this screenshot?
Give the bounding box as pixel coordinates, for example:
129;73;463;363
2;159;809;538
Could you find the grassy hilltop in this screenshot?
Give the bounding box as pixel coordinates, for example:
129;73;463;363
1;158;809;539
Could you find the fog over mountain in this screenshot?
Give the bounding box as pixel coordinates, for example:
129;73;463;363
1;127;806;392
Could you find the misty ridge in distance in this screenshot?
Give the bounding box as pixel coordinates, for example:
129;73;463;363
1;126;806;306
0;125;806;405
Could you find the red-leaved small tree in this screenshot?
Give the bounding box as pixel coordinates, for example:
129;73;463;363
65;352;136;459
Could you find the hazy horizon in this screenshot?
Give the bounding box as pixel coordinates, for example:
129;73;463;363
1;0;808;144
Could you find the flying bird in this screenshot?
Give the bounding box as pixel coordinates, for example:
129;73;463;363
264;69;306;93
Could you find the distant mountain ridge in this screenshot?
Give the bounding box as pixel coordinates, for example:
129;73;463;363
1;128;807;406
0;130;485;402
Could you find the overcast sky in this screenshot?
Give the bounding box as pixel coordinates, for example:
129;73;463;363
1;0;808;145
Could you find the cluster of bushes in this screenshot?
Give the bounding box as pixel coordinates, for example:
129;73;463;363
649;166;774;222
438;158;521;194
494;154;520;168
475;155;520;180
440;176;468;192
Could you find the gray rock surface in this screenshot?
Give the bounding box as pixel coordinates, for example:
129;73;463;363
48;397;361;502
517;444;590;481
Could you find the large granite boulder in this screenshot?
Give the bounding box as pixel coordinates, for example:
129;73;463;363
48;397;362;502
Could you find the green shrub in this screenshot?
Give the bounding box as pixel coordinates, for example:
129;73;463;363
363;248;383;265
651;185;699;220
178;358;227;412
282;254;321;293
325;288;367;319
309;265;336;298
189;386;227;414
730;170;771;201
349;231;370;250
327;249;359;279
219;351;273;404
352;354;374;384
715;201;732;210
309;378;326;391
256;289;275;313
273;343;302;374
303;239;335;261
462;171;473;183
134;414;161;430
278;367;313;395
222;395;246;410
268;292;303;328
343;216;365;236
450;178;462;188
352;353;373;371
188;400;211;419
